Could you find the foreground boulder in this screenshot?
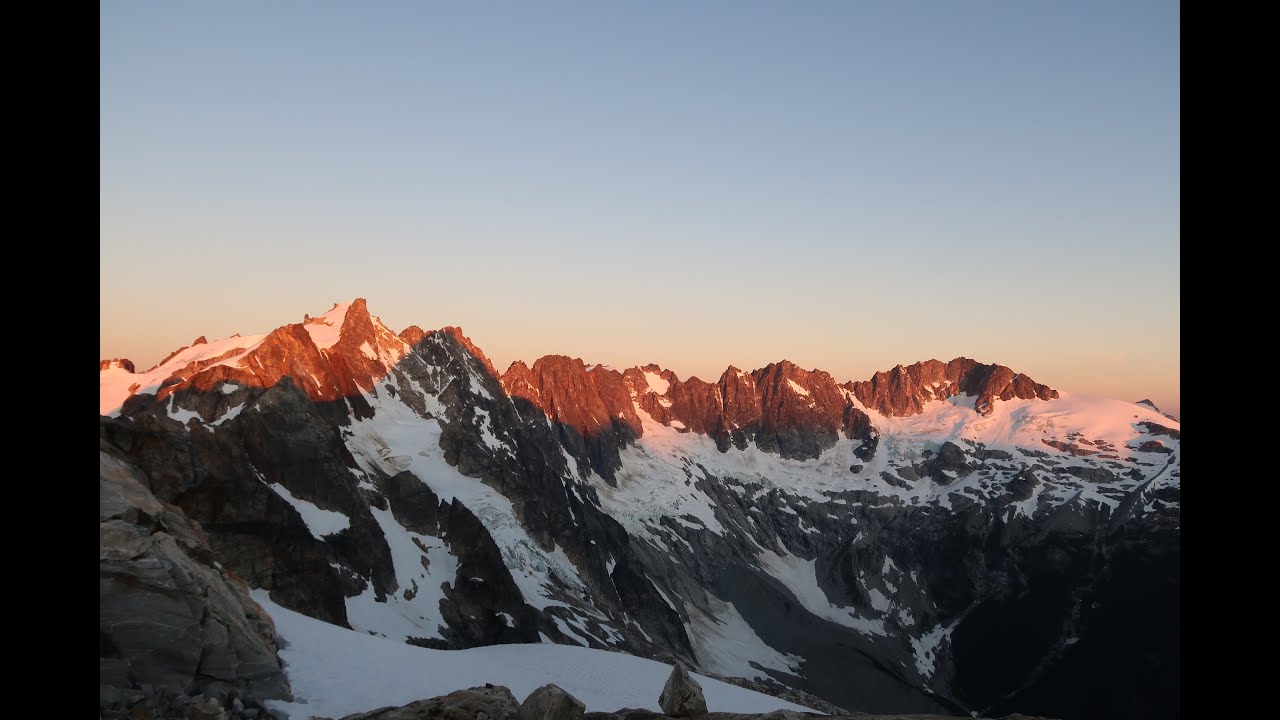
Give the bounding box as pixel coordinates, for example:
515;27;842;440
331;681;1060;720
659;665;708;717
520;684;586;720
339;684;519;719
99;448;290;712
100;687;279;720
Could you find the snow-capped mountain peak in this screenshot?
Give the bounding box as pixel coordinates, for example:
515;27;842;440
100;298;1179;720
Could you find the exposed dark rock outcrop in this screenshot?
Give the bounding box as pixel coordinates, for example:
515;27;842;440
101;386;378;628
435;497;543;647
926;441;973;483
99;448;290;711
519;684;587;720
659;665;708;717
1135;440;1172;454
1007;469;1039;501
101;357;135;372
100;687;279;720
333;683;1058;720
338;685;519;719
1134;400;1178;422
409;332;692;657
1137;421;1179;440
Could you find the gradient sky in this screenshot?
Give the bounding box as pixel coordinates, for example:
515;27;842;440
100;1;1180;417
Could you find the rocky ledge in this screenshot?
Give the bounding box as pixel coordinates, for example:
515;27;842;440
324;667;1056;720
100;445;291;718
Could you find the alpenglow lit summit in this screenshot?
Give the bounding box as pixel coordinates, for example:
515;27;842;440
100;299;1179;720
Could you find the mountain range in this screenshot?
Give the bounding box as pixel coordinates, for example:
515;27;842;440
99;299;1180;720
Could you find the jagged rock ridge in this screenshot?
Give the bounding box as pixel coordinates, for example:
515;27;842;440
100;299;1178;720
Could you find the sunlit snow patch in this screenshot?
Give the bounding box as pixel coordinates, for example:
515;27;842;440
302;301;351;350
99;333;268;415
644;371;670;395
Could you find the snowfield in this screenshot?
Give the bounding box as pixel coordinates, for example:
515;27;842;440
252;590;816;719
99;333;268;416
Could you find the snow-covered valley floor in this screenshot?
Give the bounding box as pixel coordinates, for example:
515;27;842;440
251;590;815;719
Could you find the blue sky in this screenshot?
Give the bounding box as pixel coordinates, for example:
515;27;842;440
101;1;1180;415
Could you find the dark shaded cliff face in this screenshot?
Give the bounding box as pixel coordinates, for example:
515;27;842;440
99;447;291;711
100;299;1178;720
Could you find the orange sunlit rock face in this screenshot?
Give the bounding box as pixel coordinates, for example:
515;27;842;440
105;299;1058;456
505;355;879;458
501;355;642;438
500;360;541;408
849;358;1058;417
101;358;135;372
497;352;1056;455
113;299;405;419
398;324;427;347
